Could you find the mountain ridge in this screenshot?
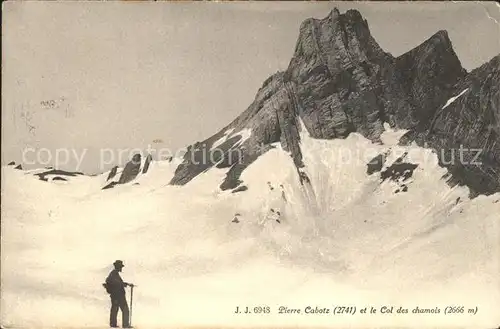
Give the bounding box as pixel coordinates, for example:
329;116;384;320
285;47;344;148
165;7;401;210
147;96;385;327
170;8;499;196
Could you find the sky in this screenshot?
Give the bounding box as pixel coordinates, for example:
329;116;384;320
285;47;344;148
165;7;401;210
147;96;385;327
2;1;499;174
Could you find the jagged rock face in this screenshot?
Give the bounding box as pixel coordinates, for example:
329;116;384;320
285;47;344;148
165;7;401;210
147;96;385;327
396;30;466;126
401;55;500;196
287;9;395;141
170;8;499;195
288;10;465;139
118;154;142;184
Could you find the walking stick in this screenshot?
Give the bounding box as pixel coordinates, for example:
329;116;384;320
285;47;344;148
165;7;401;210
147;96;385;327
130;285;134;327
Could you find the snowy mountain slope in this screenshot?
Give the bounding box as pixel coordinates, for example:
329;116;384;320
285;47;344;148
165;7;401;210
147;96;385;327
2;125;499;328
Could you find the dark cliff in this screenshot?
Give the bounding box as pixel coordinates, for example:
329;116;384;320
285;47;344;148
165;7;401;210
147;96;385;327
401;55;500;196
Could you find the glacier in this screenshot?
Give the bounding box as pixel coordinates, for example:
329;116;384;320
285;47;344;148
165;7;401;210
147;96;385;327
1;126;499;328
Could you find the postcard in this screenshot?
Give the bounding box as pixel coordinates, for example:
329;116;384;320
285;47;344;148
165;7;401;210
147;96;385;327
2;1;499;328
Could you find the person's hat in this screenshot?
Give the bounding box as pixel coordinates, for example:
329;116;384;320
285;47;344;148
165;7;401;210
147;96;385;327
113;260;125;268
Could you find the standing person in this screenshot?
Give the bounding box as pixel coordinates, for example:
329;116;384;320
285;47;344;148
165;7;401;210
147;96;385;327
104;260;134;328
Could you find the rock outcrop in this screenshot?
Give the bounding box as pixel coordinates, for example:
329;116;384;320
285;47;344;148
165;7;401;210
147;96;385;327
7;161;22;170
170;8;500;196
107;166;119;181
102;154;154;190
34;169;84;182
118;154;142;184
142;154;153;174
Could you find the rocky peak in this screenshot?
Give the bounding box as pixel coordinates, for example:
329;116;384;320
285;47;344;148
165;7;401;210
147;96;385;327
289;8;386;79
396;30;466;126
